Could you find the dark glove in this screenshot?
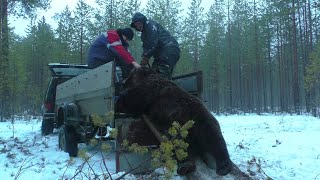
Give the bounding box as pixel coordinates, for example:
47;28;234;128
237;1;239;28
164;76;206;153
140;57;149;66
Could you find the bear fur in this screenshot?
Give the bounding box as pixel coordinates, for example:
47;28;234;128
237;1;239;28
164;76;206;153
116;67;233;176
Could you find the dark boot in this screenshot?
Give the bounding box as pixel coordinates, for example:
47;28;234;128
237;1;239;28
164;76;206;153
177;160;196;176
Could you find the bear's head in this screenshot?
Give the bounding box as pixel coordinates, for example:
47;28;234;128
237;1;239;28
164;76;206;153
124;67;155;88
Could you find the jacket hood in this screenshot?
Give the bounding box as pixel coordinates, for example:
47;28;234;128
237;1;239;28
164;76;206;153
130;12;147;28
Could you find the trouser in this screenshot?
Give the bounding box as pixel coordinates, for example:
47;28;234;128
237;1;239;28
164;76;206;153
87;58;109;69
152;62;173;80
153;46;180;79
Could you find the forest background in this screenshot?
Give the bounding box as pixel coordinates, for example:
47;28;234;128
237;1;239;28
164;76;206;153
1;0;320;119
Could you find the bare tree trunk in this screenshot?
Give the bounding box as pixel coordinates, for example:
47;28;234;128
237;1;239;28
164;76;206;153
0;0;10;118
266;18;274;111
227;0;233;113
254;0;261;114
80;26;84;63
0;0;3;120
305;0;313;113
292;0;300;113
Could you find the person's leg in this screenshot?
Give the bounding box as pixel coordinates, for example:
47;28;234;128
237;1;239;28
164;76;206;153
152;62;173;79
152;47;180;79
87;57;106;69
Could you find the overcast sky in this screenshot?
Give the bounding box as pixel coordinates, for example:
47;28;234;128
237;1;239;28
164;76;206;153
10;0;212;36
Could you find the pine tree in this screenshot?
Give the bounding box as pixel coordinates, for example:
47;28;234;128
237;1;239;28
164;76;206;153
182;0;206;72
53;6;75;62
73;0;94;63
123;0;142;60
1;0;50;118
25;17;56;114
305;43;320;116
202;0;227;112
144;0;182;38
95;0;127;29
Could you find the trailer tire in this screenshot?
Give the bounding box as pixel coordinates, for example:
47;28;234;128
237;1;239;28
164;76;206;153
41;118;54;135
57;109;64;128
59;125;78;157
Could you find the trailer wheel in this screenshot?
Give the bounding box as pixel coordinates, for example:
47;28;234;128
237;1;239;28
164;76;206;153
59;125;78;157
57;109;64;128
41;118;54;135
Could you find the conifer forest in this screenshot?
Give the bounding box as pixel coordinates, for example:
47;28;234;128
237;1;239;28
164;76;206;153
1;0;320;118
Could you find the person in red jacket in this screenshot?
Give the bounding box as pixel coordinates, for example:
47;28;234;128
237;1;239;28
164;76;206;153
87;28;140;79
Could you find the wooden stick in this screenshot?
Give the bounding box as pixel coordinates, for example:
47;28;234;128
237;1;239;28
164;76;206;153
141;114;163;142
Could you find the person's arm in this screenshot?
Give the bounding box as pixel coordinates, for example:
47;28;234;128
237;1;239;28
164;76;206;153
142;21;159;59
110;45;141;69
131;61;141;68
110;45;134;64
106;32;139;67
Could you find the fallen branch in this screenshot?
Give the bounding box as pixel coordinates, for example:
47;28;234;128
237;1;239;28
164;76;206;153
248;158;273;180
259;166;273;180
115;156;152;180
15;156;37;180
70;151;99;179
100;151;113;179
235;142;245;151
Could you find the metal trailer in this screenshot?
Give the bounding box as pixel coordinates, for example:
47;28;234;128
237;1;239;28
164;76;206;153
54;61;203;173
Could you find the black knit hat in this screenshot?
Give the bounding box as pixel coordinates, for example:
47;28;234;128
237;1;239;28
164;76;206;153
130;12;147;28
121;28;134;40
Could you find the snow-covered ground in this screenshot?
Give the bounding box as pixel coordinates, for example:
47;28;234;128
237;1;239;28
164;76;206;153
0;114;319;180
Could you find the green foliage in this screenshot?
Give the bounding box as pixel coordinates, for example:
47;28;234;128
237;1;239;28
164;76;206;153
89;137;112;152
180;120;194;138
73;0;95;63
145;0;182;38
78;149;90;161
89;138;99;147
91;114;105;127
121;139;129;148
151;120;194;177
121;139;149;154
5;0;320;117
119;120;194;178
90;112;115;153
106;111;114;123
128;143;149;154
91;111;114;128
182;0;206;71
53;6;76;62
304;43;320;113
95;0;132;29
109;128;118;139
305;44;320;92
91;113;108;127
101;143;112;152
8;0;51;17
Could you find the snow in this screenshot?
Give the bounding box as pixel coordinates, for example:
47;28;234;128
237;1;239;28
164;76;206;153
0;114;319;179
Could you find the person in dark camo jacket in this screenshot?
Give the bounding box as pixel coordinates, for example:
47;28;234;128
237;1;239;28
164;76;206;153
130;12;180;79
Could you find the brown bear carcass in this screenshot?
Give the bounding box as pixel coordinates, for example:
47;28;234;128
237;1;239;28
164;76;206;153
116;67;233;176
